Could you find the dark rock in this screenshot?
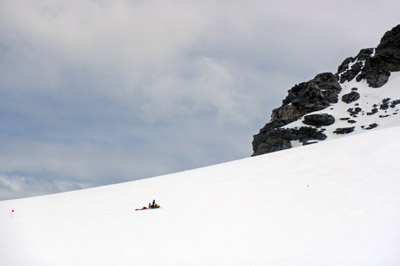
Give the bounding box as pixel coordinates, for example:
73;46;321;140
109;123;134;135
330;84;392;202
390;99;400;108
379;114;390;118
351;87;358;91
337;57;355;74
376;25;400;72
339;61;363;83
333;127;355;134
303;141;318;146
340;117;350;120
270;105;302;125
356;57;391;88
281;72;341;116
252;127;327;156
380;98;391;110
303;114;335;127
347;120;357;124
338;25;400;87
364;123;378;130
367;108;378;115
342;91;360;104
252;73;341;156
347;107;362;117
356;48;374;60
356;25;400;87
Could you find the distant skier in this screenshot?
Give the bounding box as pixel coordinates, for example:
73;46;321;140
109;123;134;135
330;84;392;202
135;200;160;211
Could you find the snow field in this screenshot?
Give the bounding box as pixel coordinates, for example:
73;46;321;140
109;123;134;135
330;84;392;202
1;126;400;265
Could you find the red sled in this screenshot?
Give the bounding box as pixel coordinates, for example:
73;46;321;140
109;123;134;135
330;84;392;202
135;205;161;211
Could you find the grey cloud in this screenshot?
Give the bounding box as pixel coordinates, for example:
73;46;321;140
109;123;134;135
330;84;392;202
0;174;91;201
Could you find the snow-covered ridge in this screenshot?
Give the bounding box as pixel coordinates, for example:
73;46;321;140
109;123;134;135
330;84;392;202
1;126;400;265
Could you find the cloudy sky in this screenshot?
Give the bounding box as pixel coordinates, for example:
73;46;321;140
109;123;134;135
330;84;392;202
0;0;399;200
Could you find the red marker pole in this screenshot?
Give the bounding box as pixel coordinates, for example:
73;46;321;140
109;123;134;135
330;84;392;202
11;209;14;218
307;184;310;192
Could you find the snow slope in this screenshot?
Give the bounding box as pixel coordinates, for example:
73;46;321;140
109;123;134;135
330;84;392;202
1;126;400;266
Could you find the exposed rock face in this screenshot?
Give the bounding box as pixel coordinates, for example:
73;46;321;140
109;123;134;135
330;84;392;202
252;73;340;155
252;127;327;156
338;25;400;88
252;25;400;156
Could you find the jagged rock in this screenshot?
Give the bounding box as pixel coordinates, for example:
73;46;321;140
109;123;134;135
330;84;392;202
339;61;363;83
376;25;400;72
337;57;355;74
342;91;360;104
363;123;378;130
252;73;340;156
380;98;391;110
356;57;391;88
367;108;378;115
275;73;341;122
347;107;362;117
357;48;374;60
271;104;302;124
252;127;327;155
303;114;335;127
390;99;400;108
333;127;355;134
338;25;400;88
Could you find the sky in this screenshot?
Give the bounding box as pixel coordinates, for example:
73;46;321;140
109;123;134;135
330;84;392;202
0;0;399;200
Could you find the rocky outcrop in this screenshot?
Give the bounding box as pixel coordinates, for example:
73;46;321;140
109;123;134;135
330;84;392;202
252;73;340;155
338;25;400;88
252;25;400;156
252;127;327;156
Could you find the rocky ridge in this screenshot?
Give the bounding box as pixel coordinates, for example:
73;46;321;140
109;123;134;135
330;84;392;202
252;25;400;156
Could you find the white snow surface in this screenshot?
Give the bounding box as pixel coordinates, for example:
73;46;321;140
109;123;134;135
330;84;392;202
1;126;400;266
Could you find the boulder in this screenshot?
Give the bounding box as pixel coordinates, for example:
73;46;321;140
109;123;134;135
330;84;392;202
342;91;360;104
333;127;355;134
303;114;335;127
